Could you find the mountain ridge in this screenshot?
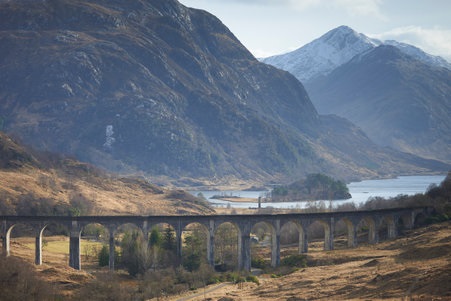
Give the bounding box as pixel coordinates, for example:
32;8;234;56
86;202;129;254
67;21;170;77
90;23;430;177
0;2;448;186
262;25;451;83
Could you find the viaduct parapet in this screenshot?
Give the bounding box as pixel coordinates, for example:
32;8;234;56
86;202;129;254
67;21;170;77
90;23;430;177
1;207;432;271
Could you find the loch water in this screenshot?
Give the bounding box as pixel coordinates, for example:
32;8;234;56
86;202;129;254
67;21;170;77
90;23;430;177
190;175;447;209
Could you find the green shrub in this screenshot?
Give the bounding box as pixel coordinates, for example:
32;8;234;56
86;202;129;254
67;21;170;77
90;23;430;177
424;214;450;225
98;245;110;267
251;256;268;269
281;254;307;268
224;271;240;283
246;275;260;285
183;253;201;272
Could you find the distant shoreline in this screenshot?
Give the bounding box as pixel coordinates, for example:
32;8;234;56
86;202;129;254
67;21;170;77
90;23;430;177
210;196;258;203
210;196;332;203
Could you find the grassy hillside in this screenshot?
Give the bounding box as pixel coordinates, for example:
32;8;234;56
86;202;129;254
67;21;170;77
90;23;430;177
0;131;213;215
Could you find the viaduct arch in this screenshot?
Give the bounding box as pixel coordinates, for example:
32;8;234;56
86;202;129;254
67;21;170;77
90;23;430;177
1;207;432;271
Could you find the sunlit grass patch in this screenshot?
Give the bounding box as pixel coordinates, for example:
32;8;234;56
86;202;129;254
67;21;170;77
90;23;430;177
23;236;102;256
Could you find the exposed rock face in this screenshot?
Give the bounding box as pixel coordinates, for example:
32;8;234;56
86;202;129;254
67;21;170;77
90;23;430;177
0;1;447;184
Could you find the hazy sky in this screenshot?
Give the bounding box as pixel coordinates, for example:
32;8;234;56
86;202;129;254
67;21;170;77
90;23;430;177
179;0;451;61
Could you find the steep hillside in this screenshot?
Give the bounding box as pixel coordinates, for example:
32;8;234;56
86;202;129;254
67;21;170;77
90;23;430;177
0;132;213;215
0;1;447;185
302;114;450;182
307;45;451;164
0;0;318;183
0;133;38;169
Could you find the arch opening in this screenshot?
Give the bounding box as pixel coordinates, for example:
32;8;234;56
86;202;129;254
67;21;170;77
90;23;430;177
214;222;239;271
307;220;332;251
80;223;109;269
279;220;308;265
413;212;427;228
182;222;208;272
356;217;377;244
378;215;396;241
250;221;275;269
397;215;408;235
114;222;148;276
40;222;70;266
334;218;355;249
147;223;179;270
4;223;34;260
280;221;304;255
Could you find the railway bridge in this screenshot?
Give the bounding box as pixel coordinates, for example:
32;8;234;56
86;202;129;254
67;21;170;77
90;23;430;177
1;207;431;271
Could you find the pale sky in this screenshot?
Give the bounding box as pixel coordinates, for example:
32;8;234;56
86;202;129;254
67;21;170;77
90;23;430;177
179;0;451;61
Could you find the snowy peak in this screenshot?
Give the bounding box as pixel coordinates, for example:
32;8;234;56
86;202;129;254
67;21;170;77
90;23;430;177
384;40;451;70
262;25;380;82
320;25;379;50
313;25;381;66
262;25;450;83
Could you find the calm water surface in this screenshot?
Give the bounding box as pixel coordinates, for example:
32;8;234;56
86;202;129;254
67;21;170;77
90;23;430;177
190;175;447;209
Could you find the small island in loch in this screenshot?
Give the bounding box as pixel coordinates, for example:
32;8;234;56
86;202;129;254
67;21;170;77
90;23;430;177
271;173;352;202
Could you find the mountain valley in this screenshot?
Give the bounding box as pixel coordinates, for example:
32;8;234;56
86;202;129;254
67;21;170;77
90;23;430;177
0;2;448;187
0;3;450;301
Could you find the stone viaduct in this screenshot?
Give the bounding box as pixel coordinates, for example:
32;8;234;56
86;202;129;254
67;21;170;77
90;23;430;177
1;207;431;271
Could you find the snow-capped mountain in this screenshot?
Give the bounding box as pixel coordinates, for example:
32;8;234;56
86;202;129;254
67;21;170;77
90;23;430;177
306;44;451;164
261;26;379;82
384;40;451;70
262;25;451;83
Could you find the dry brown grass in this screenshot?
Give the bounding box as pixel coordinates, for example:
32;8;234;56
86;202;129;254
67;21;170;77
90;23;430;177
2;134;449;299
5;221;451;300
6;236;94;298
0;166;214;215
169;221;451;301
0;131;214;216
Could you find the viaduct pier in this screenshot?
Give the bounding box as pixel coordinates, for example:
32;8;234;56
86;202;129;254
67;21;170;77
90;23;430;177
1;207;431;271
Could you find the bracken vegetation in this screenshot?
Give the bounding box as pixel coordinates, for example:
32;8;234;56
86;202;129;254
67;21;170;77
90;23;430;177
0;256;57;300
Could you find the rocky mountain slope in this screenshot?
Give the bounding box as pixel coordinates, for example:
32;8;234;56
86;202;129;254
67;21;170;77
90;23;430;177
262;25;451;83
0;1;447;186
307;45;451;163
